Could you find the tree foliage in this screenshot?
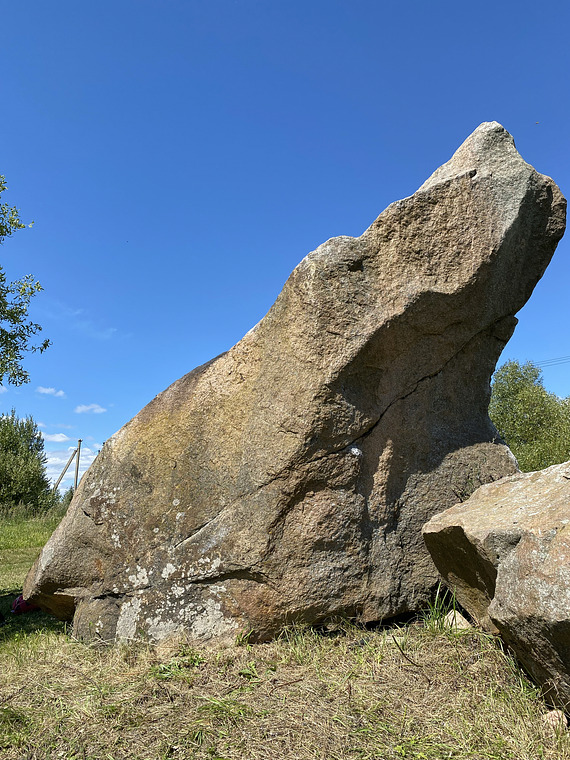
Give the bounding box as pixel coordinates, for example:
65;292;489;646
489;360;570;472
60;486;74;510
0;409;56;511
0;174;49;386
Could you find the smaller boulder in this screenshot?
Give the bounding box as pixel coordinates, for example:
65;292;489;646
423;462;570;707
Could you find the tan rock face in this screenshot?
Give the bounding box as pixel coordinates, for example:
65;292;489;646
25;122;566;643
423;462;570;706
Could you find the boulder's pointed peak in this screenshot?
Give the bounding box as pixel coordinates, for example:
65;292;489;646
418;121;521;193
472;120;508;134
462;120;516;153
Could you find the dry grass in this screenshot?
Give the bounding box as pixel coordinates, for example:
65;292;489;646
1;620;569;759
1;513;569;759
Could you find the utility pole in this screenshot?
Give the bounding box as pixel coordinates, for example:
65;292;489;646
52;448;77;493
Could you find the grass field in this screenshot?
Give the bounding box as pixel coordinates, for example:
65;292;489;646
1;511;569;760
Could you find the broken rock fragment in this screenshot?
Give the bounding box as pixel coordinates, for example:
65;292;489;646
24;122;566;643
423;462;570;707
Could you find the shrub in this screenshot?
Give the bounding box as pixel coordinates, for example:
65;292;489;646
0;408;57;514
490;360;570;471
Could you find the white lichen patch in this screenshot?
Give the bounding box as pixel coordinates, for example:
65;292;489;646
146;616;183;641
161;563;177;580
188;597;238;640
116;597;141;640
196;556;222;573
123;585;237;643
111;530;122;548
128;566;149;588
172;498;180;507
176;512;185;521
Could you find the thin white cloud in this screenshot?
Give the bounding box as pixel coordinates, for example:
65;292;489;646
42;432;72;443
37;386;66;398
38;299;118;341
74;403;107;414
0;385;7;394
77;322;118;340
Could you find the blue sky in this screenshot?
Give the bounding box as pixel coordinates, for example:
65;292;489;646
1;0;569;488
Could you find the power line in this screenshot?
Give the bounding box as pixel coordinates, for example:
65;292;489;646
534;356;570;368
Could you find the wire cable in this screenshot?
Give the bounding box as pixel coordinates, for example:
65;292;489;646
534;356;570;368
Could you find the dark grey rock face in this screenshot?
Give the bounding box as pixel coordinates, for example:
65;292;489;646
25;122;566;643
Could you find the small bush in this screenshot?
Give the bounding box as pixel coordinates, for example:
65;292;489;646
490;360;570;471
0;409;58;516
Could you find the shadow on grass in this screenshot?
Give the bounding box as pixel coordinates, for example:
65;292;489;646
0;591;66;640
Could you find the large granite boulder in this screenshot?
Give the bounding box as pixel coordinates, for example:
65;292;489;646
25;122;566;643
423;462;570;707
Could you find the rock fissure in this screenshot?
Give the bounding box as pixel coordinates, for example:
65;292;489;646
335;313;514;459
189;567;271;587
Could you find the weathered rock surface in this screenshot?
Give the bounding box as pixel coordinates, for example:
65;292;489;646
423;462;570;707
25;122;566;643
